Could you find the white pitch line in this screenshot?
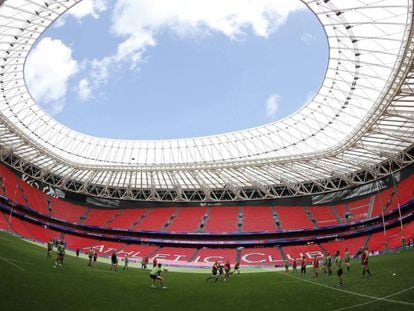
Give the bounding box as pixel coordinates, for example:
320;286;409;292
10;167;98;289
334;286;414;311
4;258;34;265
0;255;25;271
283;273;414;307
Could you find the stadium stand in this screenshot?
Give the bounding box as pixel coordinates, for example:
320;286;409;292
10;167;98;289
240;247;283;266
371;187;395;218
24;221;60;243
166;206;207;233
151;247;196;262
367;226;403;252
20;182;49;216
242;206;277;232
133;207;177;231
204;206;239;233
82;209;121;227
346;197;371;222
195;248;237;263
0;213;9;230
50;197;88;223
7;216;35;240
64;234;101;251
282;244;324;261
320;236;367;257
333;204;349;224
120;244;159;259
396;174;414;206
105;209;147;229
308;205;339;227
0;164;19;198
276;206;313;230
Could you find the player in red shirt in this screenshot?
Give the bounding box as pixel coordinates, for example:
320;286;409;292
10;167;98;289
361;247;372;277
234;261;240;275
292;258;297;273
224;259;231;281
206;261;220;282
313;256;319;277
153;257;158;268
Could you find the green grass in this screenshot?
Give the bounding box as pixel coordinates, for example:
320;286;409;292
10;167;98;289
0;232;413;311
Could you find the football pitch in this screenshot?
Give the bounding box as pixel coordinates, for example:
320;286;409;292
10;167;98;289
0;232;413;311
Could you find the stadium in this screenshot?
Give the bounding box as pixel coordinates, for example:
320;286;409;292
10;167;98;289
0;0;413;310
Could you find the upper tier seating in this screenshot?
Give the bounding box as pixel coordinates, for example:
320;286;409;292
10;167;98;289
347;197;370;222
396;174;414;206
166;207;207;233
204;206;239;233
51;198;88;223
371;187;395;218
20;182;49;216
308;205;339;227
333;204;348;224
82;209;120;227
276;206;313;230
105;209;147;229
242;206;277;232
133;207;177;231
0;164;20;198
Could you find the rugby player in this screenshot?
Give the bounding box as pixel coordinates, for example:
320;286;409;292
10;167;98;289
361;247;372;277
344;248;350;272
335;250;344;286
47;239;53;259
150;263;167;289
313;255;319;278
110;252;118;271
206;261;220;282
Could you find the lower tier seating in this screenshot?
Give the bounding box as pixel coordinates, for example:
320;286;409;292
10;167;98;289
1;213;413;268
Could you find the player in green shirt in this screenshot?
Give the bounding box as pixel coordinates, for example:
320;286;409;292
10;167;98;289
54;241;65;268
335;250;344;287
150;263;167;289
344;248;350;272
123;255;129;270
326;253;332;276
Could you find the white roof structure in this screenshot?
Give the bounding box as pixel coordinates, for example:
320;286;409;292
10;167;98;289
0;0;414;201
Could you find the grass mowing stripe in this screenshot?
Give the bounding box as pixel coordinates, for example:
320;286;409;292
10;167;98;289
283;272;414;307
0;255;25;271
334;286;414;311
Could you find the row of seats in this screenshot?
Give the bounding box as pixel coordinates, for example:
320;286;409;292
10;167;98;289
3;212;411;267
0;163;413;233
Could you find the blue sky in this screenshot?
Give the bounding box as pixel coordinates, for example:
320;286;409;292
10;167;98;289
25;0;327;140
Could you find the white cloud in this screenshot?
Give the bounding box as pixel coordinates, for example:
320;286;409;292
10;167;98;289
54;0;107;27
77;78;92;101
68;0;107;19
26;37;78;114
300;32;316;45
89;0;305;75
265;94;280;118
